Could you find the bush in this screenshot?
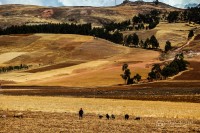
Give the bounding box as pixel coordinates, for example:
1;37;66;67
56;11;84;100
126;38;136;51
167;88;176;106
188;30;194;39
161;66;177;78
165;41;172;52
133;74;142;82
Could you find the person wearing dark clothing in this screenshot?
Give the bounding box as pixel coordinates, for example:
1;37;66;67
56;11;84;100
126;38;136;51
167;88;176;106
79;108;84;119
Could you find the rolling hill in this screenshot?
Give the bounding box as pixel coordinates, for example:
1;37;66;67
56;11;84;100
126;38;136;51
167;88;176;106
0;2;199;87
0;1;182;28
0;33;160;86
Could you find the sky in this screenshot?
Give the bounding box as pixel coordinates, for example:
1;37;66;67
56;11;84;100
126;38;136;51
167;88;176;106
0;0;199;8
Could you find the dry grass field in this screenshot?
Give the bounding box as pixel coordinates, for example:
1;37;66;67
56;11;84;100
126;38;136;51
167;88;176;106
123;22;200;50
1;96;200;118
0;96;200;132
1;111;199;133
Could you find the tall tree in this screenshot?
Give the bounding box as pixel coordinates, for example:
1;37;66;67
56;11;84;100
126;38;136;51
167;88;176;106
132;33;139;46
144;38;150;49
165;40;172;52
126;34;133;45
121;64;131;84
150;35;159;48
154;0;159;5
150;64;162;80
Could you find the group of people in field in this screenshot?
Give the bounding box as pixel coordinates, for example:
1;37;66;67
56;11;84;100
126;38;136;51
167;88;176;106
79;108;136;120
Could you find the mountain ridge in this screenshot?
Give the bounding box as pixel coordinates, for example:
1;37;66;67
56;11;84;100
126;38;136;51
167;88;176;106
0;1;182;28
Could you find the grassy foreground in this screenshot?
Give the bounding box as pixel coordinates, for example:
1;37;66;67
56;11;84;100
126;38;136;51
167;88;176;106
0;96;200;132
0;111;199;133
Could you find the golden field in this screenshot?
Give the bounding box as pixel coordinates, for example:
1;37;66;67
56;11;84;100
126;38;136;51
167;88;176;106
0;96;200;119
0;96;200;132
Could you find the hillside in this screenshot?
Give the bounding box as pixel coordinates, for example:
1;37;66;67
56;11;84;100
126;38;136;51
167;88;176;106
0;2;182;28
0;34;127;65
0;33;160;86
0;3;199;87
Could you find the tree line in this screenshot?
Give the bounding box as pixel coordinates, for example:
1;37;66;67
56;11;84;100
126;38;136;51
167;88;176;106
0;64;29;74
0;23;123;44
124;33;160;49
132;9;160;30
167;5;200;24
104;9;160;32
104;20;131;31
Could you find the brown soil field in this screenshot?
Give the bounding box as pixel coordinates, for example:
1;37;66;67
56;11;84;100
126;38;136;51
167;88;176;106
1;60;200;103
0;110;199;133
1;81;200;103
174;61;200;80
194;34;200;40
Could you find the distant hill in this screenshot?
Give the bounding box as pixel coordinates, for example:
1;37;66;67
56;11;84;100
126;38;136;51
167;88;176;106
120;1;175;9
0;2;182;28
184;3;198;9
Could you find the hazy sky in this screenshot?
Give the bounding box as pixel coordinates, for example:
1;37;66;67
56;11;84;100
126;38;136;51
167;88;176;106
0;0;199;8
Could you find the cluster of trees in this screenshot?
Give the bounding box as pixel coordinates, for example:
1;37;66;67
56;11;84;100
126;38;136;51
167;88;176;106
125;33;139;46
132;10;160;29
104;9;161;32
120;64;141;85
167;5;200;24
91;28;123;44
134;23;145;30
141;35;160;49
148;53;189;81
184;6;200;24
125;33;160;49
120;54;188;84
0;64;29;74
167;11;180;23
0;23;123;44
104;20;131;31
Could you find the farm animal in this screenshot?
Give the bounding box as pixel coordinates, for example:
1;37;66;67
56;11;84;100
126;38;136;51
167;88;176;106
111;114;115;119
125;114;129;120
99;115;103;119
106;114;110;120
135;116;141;120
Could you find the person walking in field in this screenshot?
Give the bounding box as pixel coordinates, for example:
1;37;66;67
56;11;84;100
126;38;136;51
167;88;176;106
79;108;84;119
